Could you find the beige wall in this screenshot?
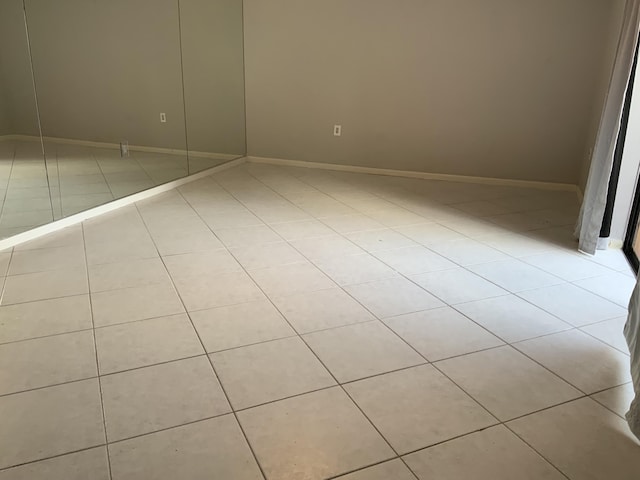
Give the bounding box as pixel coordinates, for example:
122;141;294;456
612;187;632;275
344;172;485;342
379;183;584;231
578;0;627;192
180;0;246;155
244;0;625;184
0;78;9;136
0;0;40;137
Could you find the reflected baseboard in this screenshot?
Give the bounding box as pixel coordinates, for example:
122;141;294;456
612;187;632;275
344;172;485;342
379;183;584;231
0;156;247;251
0;134;240;162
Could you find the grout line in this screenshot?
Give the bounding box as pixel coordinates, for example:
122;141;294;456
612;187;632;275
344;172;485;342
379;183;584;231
501;423;572;480
133;202;269;480
177;180;411;470
236;165;596;399
0;163;629;477
80;223;113;480
202;168;506;474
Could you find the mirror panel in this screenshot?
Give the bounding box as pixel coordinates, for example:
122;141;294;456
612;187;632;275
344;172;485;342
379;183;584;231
0;0;247;241
0;0;49;238
24;0;189;218
179;0;246;173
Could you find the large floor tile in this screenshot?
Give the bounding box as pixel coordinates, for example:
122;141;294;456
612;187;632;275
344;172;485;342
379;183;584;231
521;251;614;281
101;356;230;441
88;257;170;292
435;346;581;420
591;382;635;418
229;241;306;270
428;238;509;266
91;282;184;327
214;225;282;248
272;287;376;334
335;459;416;480
0;379;105;469
454;295;572;342
468;259;563;292
384;307;503;361
248;261;336;297
0;330;96;395
8;245;86;276
480;232;558;257
315;253;399;286
151;229;224;256
404;425;563;480
372;246;456;275
580;316;629;353
303;321;424;382
190;299;295;352
345;365;496;454
0;295;91;343
163;250;241;278
238;387;394;480
212;337;335;409
344;277;444;318
574;272;636;307
289;234;364;260
508;398;640;480
319;214;385;234
269;219;336;241
109;415;263;480
172;270;265;311
394;223;465;245
517;283;627;326
410;268;508;305
344;228;417;252
514;330;631;394
95;314;204;374
2;267;88;305
85;235;158;266
0;447;109;480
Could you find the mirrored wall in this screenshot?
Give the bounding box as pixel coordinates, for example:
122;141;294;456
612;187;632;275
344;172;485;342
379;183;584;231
0;0;245;239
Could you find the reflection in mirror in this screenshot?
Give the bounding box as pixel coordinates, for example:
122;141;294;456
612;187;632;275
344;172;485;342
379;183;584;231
179;0;246;173
0;0;247;242
24;0;189;218
0;0;50;239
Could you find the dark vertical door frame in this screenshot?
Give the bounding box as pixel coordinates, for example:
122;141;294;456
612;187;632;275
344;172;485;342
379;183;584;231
605;38;639;238
623;40;640;273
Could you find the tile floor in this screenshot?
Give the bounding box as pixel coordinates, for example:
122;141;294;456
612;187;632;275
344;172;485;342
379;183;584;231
0;139;233;238
0;162;638;479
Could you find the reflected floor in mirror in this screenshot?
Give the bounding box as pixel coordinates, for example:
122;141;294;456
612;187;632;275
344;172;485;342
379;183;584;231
0;139;235;239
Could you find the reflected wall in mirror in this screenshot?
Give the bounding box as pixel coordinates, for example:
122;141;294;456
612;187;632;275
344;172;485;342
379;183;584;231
180;0;246;173
0;0;246;241
25;0;189;218
0;0;49;239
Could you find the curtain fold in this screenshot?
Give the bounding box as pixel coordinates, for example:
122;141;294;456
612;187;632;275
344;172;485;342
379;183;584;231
625;276;640;440
576;0;640;255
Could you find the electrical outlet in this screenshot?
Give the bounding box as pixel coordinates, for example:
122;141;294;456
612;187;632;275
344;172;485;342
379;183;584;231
120;141;129;158
333;125;342;136
160;112;167;123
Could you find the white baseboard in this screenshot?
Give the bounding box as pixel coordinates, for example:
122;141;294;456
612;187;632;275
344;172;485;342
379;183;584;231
247;156;581;195
0;157;247;251
0;134;240;162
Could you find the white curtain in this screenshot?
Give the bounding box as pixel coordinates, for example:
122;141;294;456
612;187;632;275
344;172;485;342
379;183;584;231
576;0;640;255
625;277;640;440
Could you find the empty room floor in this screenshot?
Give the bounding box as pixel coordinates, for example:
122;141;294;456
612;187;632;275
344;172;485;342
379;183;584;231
0;162;638;480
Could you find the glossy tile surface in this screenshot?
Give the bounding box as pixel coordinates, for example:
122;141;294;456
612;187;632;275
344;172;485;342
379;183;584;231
0;162;636;479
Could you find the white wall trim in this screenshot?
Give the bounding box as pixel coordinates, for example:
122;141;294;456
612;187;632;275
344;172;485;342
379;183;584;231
0;134;239;161
248;156;582;195
0;157;247;251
